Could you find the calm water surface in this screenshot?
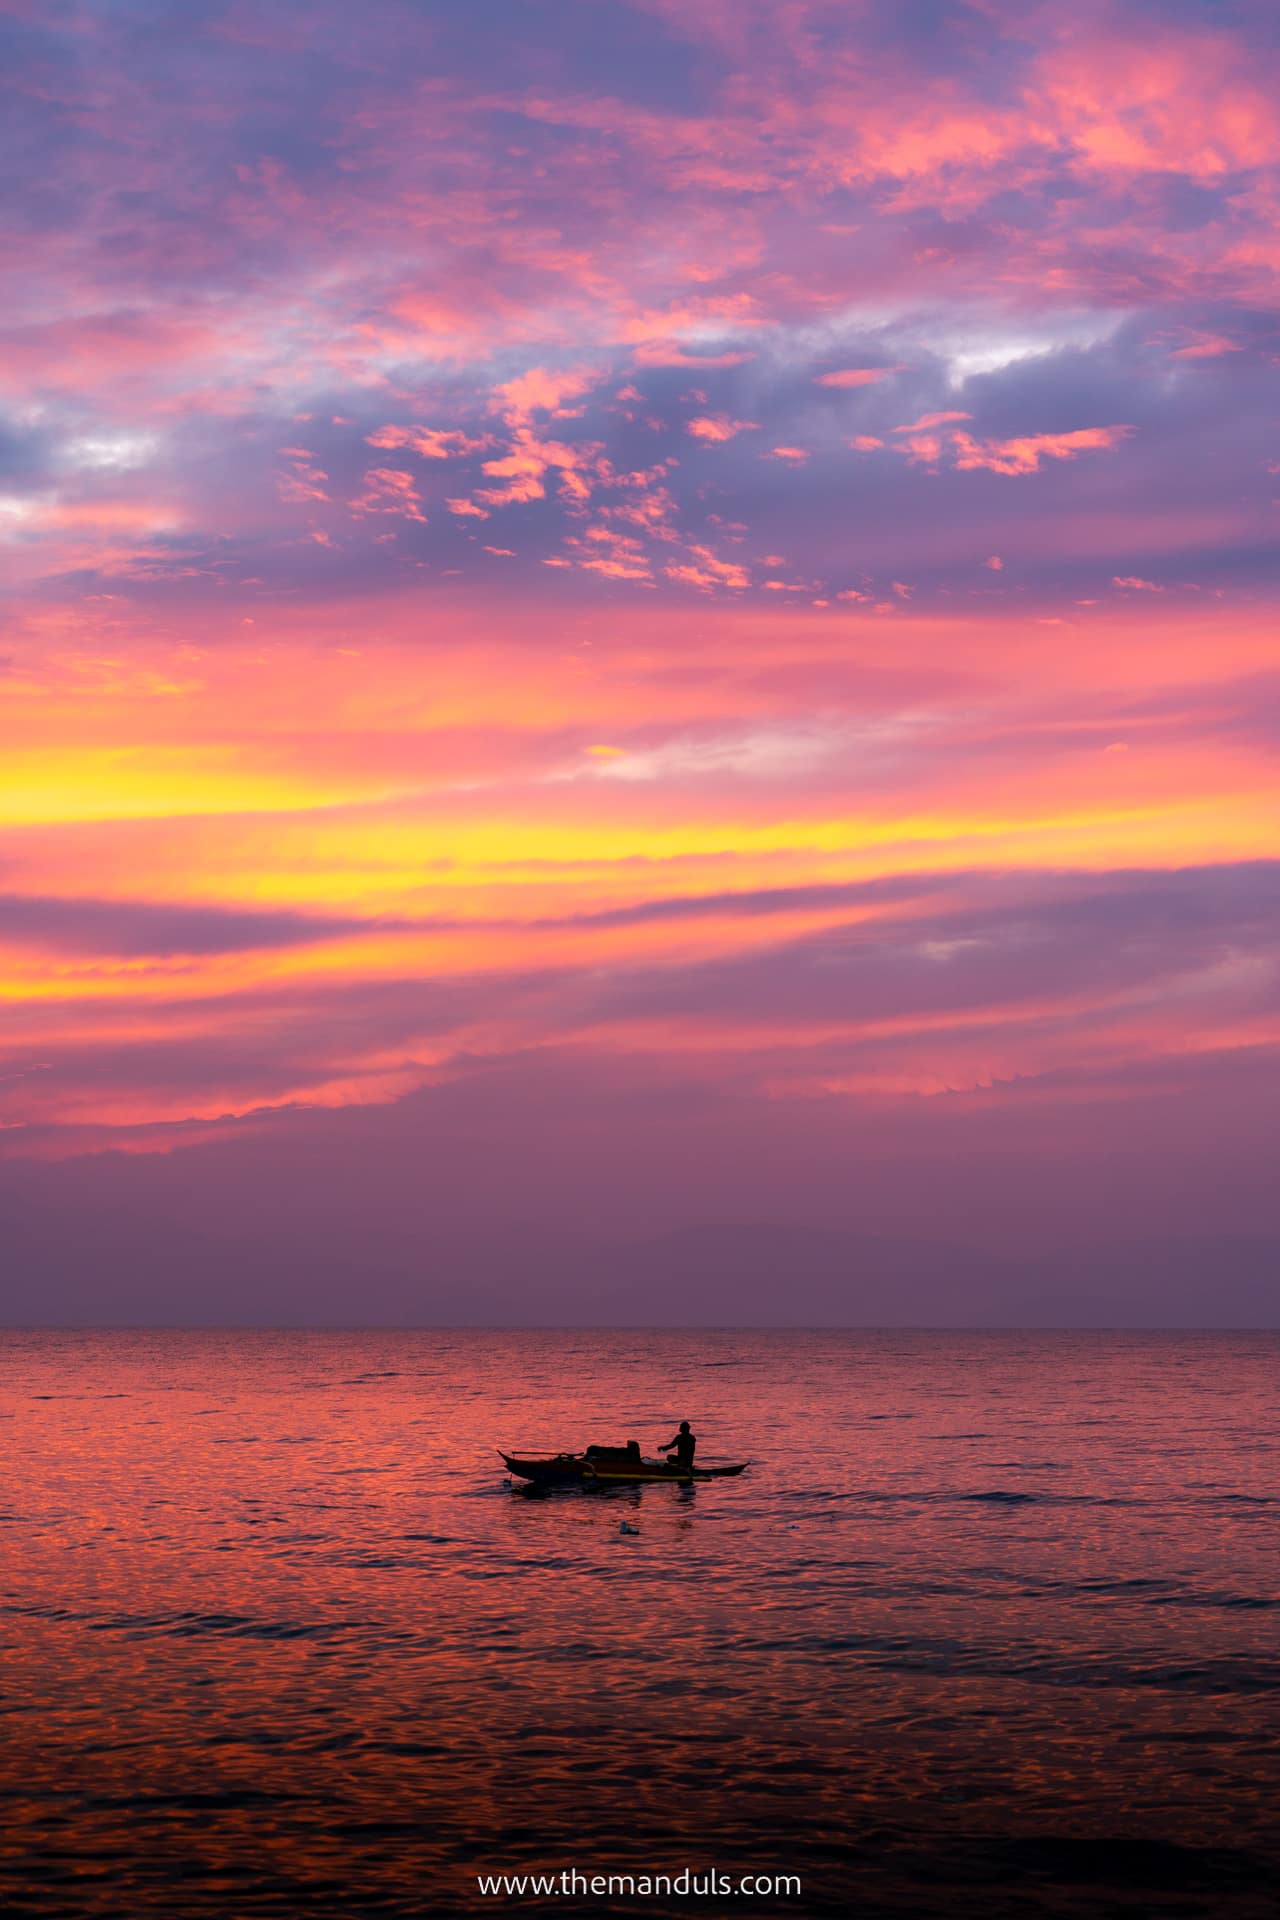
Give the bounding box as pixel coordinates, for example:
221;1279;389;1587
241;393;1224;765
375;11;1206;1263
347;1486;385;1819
1;1329;1277;1918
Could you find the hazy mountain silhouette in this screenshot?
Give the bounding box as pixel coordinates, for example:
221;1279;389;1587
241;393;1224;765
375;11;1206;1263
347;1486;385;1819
1028;1234;1280;1328
584;1223;1279;1326
4;1164;1276;1324
583;1222;1025;1325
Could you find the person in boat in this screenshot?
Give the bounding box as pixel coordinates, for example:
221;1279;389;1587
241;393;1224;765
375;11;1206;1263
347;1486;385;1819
660;1421;696;1470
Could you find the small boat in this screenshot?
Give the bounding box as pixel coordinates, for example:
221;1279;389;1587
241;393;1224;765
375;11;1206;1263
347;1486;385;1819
499;1442;749;1487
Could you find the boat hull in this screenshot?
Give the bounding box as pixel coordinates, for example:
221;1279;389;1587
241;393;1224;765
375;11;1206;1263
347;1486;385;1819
500;1451;748;1487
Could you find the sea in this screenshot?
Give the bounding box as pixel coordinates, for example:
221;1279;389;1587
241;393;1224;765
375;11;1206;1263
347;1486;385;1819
1;1328;1277;1918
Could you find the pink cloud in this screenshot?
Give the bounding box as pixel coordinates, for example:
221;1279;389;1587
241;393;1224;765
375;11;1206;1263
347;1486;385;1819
569;527;654;580
894;432;945;466
1170;334;1243;359
605;482;679;533
493;367;601;423
580;556;654;580
686;415;760;442
631;345;757;368
350;468;427;522
277;469;331;505
664;544;750;589
892;412;974;433
475;431;605;508
1033;28;1280;184
0;498;180;537
0;312;233;398
814;366;907;388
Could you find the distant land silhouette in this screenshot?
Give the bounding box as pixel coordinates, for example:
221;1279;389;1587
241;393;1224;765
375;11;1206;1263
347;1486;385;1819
2;1169;1276;1326
586;1223;1280;1328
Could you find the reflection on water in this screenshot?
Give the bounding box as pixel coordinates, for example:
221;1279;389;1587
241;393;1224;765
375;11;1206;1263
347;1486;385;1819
1;1329;1277;1917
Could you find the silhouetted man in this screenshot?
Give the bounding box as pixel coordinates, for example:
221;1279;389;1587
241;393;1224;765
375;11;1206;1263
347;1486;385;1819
661;1421;696;1470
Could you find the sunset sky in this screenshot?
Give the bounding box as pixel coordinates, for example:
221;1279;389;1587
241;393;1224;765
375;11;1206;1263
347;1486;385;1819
3;0;1279;1318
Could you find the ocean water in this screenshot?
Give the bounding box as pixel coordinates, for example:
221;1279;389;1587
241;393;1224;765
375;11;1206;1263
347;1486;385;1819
1;1328;1277;1919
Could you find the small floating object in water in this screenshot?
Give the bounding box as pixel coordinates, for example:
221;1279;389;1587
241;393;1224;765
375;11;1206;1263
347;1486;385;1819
619;1520;640;1535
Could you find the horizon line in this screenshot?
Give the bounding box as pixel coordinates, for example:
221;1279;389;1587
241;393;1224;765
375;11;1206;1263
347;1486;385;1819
3;1322;1277;1334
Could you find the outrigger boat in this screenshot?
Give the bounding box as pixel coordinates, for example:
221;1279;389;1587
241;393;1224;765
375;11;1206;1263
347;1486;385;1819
500;1442;749;1488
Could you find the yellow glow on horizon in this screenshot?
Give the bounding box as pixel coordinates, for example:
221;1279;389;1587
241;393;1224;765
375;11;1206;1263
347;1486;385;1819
3;610;1277;1140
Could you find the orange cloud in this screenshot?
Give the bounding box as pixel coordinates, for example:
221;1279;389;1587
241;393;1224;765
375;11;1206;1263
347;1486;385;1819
366;425;492;457
950;425;1134;475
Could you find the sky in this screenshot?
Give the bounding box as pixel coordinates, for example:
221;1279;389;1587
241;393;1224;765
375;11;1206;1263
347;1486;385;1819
3;0;1279;1320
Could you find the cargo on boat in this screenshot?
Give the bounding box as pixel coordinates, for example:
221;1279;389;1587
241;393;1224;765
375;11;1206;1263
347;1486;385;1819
500;1442;749;1487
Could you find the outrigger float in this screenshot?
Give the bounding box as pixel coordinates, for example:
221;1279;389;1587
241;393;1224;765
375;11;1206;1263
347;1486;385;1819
500;1442;749;1488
